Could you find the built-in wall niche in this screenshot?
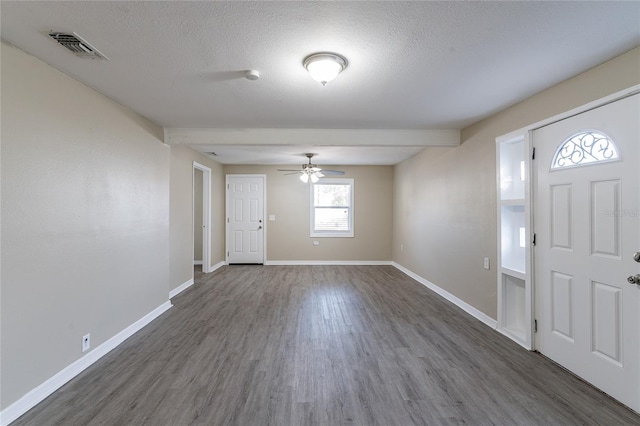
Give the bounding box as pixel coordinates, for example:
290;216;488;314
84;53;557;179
496;132;531;349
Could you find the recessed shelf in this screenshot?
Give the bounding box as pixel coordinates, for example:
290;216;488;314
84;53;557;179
502;274;526;342
499;138;526;201
500;205;526;274
500;199;525;206
500;267;526;280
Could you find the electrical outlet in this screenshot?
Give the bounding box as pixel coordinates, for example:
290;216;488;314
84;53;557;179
483;257;490;270
82;334;91;352
313;241;320;246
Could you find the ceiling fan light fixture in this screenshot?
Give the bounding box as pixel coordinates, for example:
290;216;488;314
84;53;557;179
299;170;320;183
278;154;345;183
303;52;348;86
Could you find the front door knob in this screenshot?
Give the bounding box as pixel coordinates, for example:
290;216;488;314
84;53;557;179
627;274;640;285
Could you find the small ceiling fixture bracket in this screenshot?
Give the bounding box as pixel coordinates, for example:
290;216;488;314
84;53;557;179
244;70;260;81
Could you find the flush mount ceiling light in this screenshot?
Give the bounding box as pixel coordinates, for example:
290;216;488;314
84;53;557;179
303;52;348;86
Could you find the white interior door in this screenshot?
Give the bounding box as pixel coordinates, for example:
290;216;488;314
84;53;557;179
226;175;265;264
534;94;640;412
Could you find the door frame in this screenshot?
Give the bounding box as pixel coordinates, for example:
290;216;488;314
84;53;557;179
225;174;267;264
194;162;212;273
496;84;640;350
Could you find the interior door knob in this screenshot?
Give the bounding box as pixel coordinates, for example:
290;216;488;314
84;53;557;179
627;274;640;285
634;252;640;263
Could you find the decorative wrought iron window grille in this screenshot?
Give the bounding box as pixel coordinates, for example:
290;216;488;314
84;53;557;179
551;131;619;170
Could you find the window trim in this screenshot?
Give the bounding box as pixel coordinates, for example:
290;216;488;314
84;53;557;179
310;178;354;238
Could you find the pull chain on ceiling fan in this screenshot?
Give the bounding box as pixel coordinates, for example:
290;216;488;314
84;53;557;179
278;154;345;183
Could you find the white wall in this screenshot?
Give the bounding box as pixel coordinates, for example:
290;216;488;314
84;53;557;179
1;43;170;410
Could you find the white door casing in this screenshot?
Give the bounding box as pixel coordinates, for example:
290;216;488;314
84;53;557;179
534;94;640;412
226;175;266;264
194;162;212;273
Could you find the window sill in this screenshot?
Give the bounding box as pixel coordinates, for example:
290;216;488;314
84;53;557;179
310;232;354;238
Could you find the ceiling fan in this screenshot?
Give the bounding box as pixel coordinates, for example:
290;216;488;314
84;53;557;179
278;153;345;183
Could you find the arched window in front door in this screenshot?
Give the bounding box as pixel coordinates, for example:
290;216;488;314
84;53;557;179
551;130;619;170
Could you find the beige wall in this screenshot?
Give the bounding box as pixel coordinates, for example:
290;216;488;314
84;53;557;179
393;46;640;319
223;165;393;261
193;169;203;261
169;145;224;290
1;43;170;409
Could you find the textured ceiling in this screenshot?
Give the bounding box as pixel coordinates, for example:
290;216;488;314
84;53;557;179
2;1;639;164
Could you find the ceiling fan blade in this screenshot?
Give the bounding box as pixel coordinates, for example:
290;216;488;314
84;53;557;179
280;155;344;178
284;172;303;175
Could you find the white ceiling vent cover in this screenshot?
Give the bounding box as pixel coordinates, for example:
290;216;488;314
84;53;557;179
48;32;109;60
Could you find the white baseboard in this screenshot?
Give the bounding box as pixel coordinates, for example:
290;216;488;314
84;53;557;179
193;260;203;266
209;260;226;272
496;327;530;350
392;262;497;329
264;260;393;266
169;262;225;300
169;278;194;299
0;301;172;426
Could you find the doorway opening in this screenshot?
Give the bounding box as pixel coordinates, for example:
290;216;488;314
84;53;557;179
194;162;212;273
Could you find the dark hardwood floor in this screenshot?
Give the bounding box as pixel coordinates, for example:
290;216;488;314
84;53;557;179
13;265;640;425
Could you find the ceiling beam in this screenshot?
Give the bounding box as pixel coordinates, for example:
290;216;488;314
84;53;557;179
164;128;460;147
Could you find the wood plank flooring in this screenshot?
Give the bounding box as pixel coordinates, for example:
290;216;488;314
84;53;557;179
13;265;640;425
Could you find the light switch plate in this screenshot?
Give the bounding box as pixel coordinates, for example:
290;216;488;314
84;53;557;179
483;257;490;270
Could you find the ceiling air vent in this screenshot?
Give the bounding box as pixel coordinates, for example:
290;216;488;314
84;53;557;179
48;32;109;60
205;152;218;157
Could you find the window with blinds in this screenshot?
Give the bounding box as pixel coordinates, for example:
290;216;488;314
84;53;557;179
310;179;354;237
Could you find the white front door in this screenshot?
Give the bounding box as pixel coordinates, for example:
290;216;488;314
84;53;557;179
226;175;265;264
534;94;640;412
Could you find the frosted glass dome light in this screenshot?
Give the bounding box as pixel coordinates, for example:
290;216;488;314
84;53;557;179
303;52;348;86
